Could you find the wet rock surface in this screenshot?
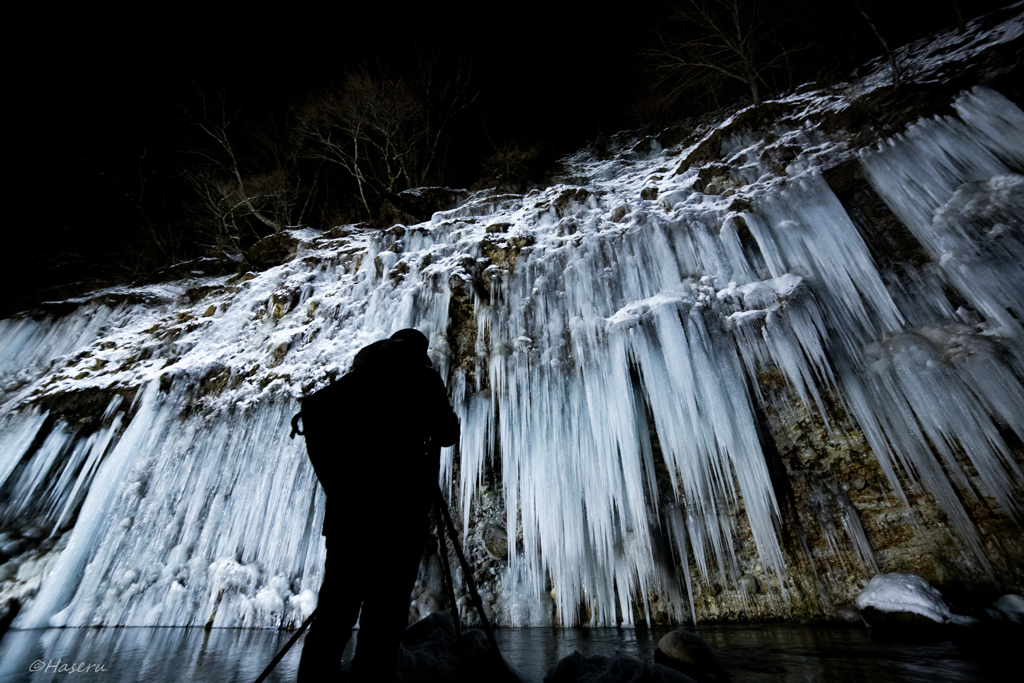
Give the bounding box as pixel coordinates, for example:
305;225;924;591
654;630;730;683
240;232;301;273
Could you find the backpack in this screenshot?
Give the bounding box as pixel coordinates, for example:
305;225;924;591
289;340;390;493
290;379;350;496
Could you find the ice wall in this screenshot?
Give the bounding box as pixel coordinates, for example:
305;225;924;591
853;88;1024;570
1;85;1023;630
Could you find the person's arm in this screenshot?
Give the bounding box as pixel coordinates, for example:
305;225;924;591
428;371;460;448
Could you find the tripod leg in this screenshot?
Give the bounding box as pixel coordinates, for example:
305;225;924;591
434;496;463;642
433;484;502;660
254;607;318;683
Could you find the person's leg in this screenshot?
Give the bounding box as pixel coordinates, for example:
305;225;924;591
298;538;362;681
350;509;428;682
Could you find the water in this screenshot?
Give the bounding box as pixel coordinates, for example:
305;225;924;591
0;624;1010;682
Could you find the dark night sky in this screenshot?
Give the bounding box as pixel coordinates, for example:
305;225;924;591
14;4;663;236
25;5;663;151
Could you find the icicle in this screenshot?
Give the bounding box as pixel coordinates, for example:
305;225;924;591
2;396;127;532
665;505;696;624
861;87;1024;336
836;488;878;575
0;408;48;489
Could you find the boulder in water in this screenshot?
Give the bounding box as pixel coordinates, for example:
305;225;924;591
333;610;524;683
653;629;730;682
830;604;864;625
993;594;1024;625
856;573;979;641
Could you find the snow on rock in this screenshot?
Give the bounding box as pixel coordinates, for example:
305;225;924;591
993;594;1024;625
855;573;969;625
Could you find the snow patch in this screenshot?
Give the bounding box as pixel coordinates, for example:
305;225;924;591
855;573;954;624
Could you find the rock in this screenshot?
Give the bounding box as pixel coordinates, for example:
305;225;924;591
658;190;687;211
610;205;628;222
0;563;18;582
994;594;1024;625
321;225;357;239
395;610;520;682
483;525;509;559
738;573;759;595
0;539;25;557
553;188;591;217
417;590;442;616
654;629;730;682
856;573;953;623
380;187;469;226
374;251;399;279
393;187;468;222
403;608;457;646
831;604;864;624
240;232;300;273
203;305;216;317
693;164;729;194
859;606;952;640
546;651;695;683
641;187;659;200
856;573;978;641
423;554;445;594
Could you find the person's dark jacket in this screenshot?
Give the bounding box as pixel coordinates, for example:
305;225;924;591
301;334;459;535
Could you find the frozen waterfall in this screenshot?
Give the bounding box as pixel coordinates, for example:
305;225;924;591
1;85;1022;631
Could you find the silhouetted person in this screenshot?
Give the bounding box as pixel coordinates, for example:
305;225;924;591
297;328;459;682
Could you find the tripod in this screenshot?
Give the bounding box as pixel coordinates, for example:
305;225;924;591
253;483;504;682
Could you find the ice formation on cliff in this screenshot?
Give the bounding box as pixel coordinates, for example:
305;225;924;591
0;13;1022;630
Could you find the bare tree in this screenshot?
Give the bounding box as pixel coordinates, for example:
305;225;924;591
647;0;800;107
180;83;285;232
177;76;316;253
951;0;966;33
105;144;181;264
410;45;478;185
298;50;476;221
478;141;545;193
297;71;418;218
852;0;900;90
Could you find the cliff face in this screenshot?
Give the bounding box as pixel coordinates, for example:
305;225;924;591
1;9;1022;630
